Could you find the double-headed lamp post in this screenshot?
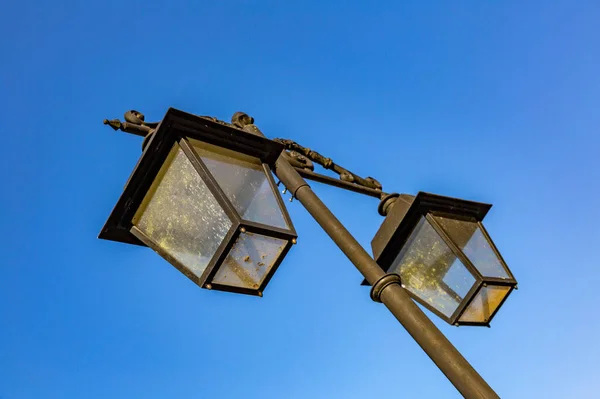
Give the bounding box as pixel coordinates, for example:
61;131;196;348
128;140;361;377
101;108;518;398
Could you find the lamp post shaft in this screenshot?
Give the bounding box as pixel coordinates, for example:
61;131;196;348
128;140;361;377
274;157;500;399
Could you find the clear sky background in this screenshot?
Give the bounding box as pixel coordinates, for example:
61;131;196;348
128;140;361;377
1;1;599;398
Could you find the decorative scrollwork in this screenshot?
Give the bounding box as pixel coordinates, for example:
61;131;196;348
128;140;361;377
103;110;158;142
104;109;383;193
230;112;381;192
123;110;159;127
230;113;311;170
281;150;315;171
272;138;382;191
104;110;164;150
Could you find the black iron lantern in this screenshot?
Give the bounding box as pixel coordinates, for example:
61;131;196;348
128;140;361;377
99;108;297;296
371;192;517;326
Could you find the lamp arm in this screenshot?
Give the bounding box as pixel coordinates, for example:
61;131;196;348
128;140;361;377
272;138;383;193
102;110;390;202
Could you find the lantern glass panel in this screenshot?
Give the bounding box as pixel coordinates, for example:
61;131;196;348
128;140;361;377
211;232;287;289
390;216;477;318
190;139;288;229
459;285;511;323
433;216;510;279
132;144;232;278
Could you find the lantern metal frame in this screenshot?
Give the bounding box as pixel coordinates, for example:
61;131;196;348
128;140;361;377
99;108;297;296
370;192;517;326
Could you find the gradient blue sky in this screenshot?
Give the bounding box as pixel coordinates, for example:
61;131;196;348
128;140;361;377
1;1;599;398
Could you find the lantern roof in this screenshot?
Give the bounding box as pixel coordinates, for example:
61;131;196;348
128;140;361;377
99;108;286;246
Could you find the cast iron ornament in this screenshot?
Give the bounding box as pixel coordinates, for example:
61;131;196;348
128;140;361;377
104;110;384;195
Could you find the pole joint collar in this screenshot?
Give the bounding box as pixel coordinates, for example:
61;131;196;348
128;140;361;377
370;273;402;303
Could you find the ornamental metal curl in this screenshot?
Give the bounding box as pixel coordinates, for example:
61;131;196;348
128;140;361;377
226;113;382;192
104;110;243;150
229;113;315;171
103;110;160;150
103;109;383;194
103;110;159;136
271;138;383;191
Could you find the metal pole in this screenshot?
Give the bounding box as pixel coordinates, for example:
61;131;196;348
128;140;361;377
273;156;500;399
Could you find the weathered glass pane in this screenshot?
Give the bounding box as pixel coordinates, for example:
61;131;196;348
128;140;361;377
133;144;232;278
434;216;510;279
211;232;287;289
459;285;511;323
189;139;288;229
390;217;477;318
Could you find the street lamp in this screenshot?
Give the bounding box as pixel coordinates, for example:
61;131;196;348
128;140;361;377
101;107;517;399
371;192;517;326
100;108;297;296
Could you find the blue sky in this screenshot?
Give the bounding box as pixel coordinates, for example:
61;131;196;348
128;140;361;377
1;1;599;398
